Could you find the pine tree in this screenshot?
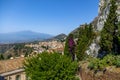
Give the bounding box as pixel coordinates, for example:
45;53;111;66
100;0;118;54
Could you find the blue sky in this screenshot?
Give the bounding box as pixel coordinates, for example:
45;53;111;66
0;0;99;35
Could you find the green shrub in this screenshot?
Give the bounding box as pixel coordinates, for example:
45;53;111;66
116;60;120;67
88;54;120;71
115;56;120;67
88;58;107;71
88;58;100;70
103;54;116;66
24;52;78;80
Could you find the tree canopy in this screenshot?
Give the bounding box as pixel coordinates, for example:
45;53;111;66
0;54;4;60
24;52;78;80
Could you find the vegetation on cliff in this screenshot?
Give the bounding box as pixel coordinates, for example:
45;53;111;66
88;0;120;71
64;0;120;73
64;23;95;61
99;0;120;55
75;24;94;61
88;54;120;71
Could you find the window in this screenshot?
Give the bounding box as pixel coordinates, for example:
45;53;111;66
16;75;21;80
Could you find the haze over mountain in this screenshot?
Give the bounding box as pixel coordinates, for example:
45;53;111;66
0;31;53;44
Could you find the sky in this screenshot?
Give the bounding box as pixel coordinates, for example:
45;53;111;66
0;0;99;35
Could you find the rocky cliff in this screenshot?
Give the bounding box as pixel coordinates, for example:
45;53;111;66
71;0;120;80
86;0;120;57
97;0;120;31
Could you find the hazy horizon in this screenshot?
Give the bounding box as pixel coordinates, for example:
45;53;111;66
0;30;55;36
0;0;99;35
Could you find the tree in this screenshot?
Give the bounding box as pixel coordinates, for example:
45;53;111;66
64;36;70;57
117;22;120;53
99;0;118;54
0;54;4;60
76;24;94;61
64;34;76;61
24;52;78;80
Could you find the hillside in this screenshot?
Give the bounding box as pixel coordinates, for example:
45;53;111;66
70;0;120;57
70;24;86;38
0;43;33;59
45;33;67;41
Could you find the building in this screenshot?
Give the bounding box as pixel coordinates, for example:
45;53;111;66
0;57;26;80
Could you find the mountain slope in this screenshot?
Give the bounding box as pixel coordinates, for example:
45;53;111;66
46;33;67;41
0;31;53;44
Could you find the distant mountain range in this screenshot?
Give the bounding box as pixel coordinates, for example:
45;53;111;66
0;31;53;44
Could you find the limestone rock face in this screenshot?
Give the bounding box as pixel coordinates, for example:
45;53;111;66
97;0;110;31
97;0;120;31
86;36;100;57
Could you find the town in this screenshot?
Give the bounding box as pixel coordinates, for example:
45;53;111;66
25;40;65;55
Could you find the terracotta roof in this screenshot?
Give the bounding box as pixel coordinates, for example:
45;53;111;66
0;57;24;74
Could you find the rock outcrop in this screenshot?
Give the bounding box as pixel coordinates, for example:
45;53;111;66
97;0;120;31
86;0;120;57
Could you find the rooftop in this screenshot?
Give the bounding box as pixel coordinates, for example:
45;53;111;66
0;57;24;74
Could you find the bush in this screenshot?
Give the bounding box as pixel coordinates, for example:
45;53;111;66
24;52;78;80
103;54;116;66
115;56;120;67
88;58;100;70
88;54;120;71
88;58;107;71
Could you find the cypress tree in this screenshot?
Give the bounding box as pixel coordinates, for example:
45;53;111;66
100;0;118;54
76;26;87;61
76;24;93;61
